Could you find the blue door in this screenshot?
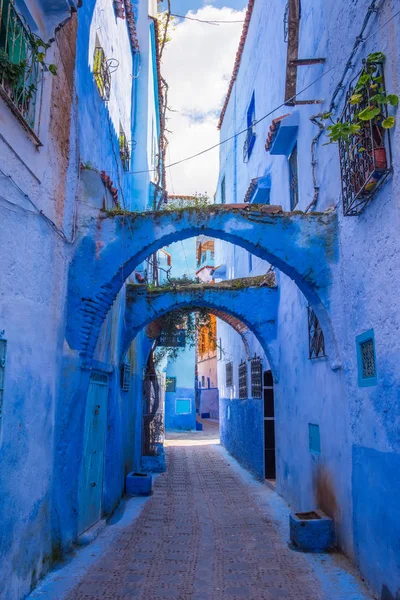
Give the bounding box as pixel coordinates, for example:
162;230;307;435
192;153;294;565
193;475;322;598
78;371;108;535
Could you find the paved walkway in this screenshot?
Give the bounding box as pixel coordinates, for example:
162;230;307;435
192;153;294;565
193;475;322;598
30;422;372;600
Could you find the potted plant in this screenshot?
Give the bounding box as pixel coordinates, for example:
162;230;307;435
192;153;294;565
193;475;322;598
322;52;398;192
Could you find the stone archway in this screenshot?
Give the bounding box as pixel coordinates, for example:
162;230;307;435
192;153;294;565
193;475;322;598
67;205;339;369
120;279;280;380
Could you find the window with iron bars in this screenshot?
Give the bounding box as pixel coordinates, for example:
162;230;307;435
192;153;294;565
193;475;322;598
238;360;248;399
289;144;299;209
93;45;111;101
0;0;43;135
338;61;393;216
360;338;376;379
308;307;325;359
120;361;131;392
251;355;262;398
119;124;130;171
225;361;233;387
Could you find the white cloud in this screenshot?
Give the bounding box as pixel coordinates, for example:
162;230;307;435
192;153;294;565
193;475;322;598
162;6;245;197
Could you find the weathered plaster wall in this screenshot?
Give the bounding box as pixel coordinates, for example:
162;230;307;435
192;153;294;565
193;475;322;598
0;5;79;598
0;1;160;598
220;397;264;481
215;0;400;595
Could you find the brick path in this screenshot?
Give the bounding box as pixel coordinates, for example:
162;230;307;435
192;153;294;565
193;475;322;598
65;427;325;600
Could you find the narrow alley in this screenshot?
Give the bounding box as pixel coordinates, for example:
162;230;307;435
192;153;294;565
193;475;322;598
30;422;372;600
1;1;400;598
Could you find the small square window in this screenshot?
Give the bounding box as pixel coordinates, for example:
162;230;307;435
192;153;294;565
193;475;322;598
166;376;176;392
176;398;191;415
356;330;377;387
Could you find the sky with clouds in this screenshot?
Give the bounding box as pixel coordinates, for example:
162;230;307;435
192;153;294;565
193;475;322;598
161;2;247;198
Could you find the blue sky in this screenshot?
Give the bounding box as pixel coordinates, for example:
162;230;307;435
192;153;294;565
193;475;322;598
161;3;246;196
160;1;247;13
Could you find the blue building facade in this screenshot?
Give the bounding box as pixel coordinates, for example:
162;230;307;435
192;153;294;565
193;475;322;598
0;1;163;598
214;0;400;597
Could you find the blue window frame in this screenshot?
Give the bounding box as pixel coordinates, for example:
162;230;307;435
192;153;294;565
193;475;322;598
308;423;321;454
243;92;256;161
356;329;377;387
289;143;299;209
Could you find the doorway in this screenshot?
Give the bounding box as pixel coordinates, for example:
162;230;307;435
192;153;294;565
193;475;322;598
78;371;109;535
263;370;276;480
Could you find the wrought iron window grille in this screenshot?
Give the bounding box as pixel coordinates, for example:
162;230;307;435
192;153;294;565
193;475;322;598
308;307;326;359
338;63;393;216
90;371;108;384
360;338;376;379
289;144;299;209
93;46;118;101
119;127;130;171
120;361;131;392
225;361;233;387
251;355;262;398
238;360;248;399
0;0;44;138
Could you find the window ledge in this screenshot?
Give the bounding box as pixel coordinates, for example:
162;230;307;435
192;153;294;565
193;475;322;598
0;85;42;148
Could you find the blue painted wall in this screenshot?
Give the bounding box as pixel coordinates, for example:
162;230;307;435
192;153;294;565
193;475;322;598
214;0;400;596
164;344;196;431
0;1;162;598
220;397;264;480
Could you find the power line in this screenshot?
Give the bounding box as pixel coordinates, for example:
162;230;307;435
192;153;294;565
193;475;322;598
128;8;400;176
170;13;245;24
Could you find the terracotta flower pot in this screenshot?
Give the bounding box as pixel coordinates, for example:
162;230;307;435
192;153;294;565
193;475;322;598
373;147;387;170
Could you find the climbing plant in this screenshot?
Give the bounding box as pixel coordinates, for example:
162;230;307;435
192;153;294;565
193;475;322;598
153;306;214;366
322;52;398;145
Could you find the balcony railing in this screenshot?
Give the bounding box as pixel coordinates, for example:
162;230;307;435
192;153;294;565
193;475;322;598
0;0;43;135
339;63;393;216
94;46;111;101
119;129;130;171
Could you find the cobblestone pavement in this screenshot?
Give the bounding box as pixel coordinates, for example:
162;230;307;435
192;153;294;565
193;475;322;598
64;424;330;600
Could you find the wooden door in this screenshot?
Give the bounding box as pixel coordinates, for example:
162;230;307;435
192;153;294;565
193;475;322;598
78;372;108;535
263;370;276;479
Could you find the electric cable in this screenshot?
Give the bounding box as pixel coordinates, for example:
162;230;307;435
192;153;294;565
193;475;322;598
127;8;400;176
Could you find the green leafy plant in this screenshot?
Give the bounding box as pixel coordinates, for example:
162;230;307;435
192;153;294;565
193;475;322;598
0;13;57;104
164;192;211;211
153;307;213;366
323;52;398;146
